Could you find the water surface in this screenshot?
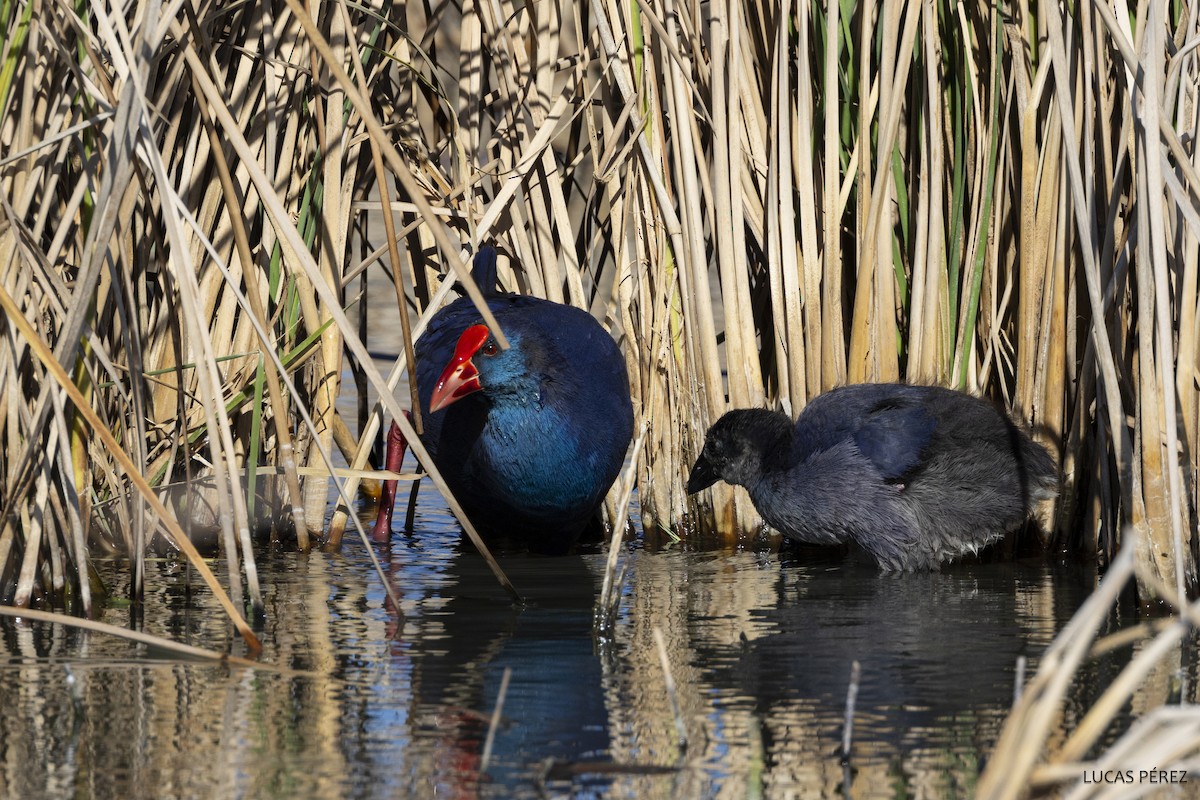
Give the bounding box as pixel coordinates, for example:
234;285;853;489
4;484;1182;799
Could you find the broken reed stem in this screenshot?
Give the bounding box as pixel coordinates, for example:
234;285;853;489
0;606;313;675
978;548;1135;798
480;666;511;772
841;659;861;762
653;626;688;755
324;272;460;549
596;426;648;633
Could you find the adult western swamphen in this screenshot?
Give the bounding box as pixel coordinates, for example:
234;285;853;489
686;384;1057;570
372;246;634;553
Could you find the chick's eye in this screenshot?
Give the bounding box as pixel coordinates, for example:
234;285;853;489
481;340;499;356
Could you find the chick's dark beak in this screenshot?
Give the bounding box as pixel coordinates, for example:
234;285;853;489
686;454;720;494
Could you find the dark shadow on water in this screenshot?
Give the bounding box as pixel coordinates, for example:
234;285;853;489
363;533;615;797
719;562;1081;719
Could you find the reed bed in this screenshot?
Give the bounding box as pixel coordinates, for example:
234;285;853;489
5;0;1193;600
0;0;1198;789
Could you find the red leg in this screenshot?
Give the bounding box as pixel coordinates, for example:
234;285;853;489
371;417;409;542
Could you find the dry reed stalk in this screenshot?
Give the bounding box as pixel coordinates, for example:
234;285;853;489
840;659;861;761
480;666;511;772
652;626;689;754
323;271;460;548
979;536;1200;800
0;605;311;674
596;425;647;632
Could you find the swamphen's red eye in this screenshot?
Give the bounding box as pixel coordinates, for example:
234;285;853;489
481;340;498;356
